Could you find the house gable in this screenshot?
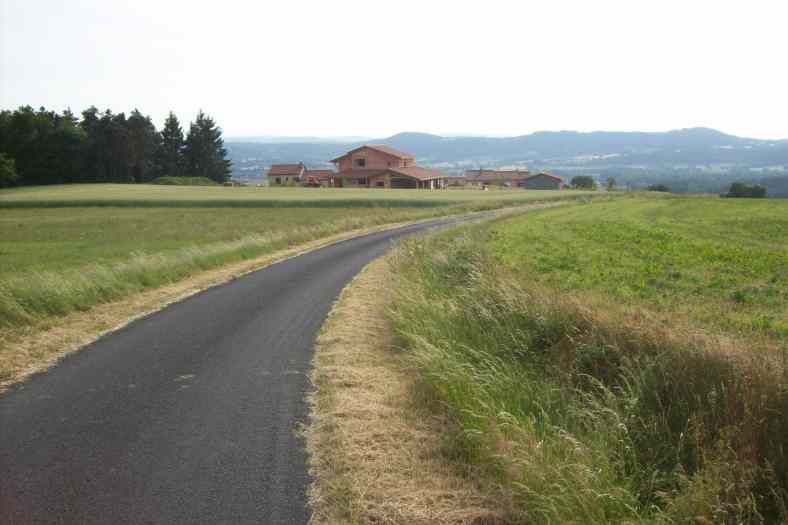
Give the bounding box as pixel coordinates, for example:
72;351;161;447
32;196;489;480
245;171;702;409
331;145;415;172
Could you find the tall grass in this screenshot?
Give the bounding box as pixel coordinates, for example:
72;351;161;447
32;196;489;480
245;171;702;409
389;228;788;523
0;192;610;334
0;212;427;332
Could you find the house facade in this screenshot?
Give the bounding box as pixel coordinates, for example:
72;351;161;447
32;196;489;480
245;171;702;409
267;163;305;186
331;145;448;189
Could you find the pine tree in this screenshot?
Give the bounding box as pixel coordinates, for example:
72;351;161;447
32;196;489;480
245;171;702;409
126;109;160;183
184;110;232;183
156;111;185;178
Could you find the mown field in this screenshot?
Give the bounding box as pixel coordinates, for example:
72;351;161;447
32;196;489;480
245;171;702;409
390;195;788;523
0;184;593;336
0;183;576;208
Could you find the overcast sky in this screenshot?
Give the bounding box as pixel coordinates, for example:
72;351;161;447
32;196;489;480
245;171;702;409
2;0;787;139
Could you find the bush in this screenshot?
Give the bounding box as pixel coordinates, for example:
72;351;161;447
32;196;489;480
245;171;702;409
150;176;218;186
571;175;597;189
0;153;18;188
647;184;671;192
725;182;767;198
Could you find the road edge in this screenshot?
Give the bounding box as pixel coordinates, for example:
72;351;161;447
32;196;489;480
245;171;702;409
304;257;510;524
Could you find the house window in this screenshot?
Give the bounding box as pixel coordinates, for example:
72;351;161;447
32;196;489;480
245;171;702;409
376;181;385;187
276;177;281;185
354;158;366;167
358;177;367;185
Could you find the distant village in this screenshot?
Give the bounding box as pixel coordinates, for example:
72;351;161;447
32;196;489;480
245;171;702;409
264;144;564;190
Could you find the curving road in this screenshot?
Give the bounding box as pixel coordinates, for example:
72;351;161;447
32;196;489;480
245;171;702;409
0;215;477;525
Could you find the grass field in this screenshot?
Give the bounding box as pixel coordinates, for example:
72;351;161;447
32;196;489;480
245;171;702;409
0;184;595;337
389;195;788;523
488;197;788;337
0;207;437;275
0;183;578;208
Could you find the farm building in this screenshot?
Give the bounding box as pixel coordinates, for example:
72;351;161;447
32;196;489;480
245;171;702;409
267;163;305;186
463;169;564;189
463;169;532;187
303;169;336;187
518;172;564;190
331;145;448;189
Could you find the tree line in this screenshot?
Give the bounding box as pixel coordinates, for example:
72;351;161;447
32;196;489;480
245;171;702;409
0;106;231;187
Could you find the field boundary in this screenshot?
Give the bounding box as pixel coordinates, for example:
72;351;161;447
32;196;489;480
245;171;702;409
0;201;574;393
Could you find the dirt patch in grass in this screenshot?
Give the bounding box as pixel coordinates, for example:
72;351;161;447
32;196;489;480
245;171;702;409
305;257;514;524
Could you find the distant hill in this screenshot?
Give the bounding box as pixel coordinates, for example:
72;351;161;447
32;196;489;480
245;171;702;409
226;128;788;195
377;128;788;165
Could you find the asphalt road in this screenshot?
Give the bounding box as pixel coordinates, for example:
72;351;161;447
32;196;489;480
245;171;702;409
0;215;473;525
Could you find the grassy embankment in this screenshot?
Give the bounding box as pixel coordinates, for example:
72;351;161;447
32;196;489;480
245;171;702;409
0;184;595;383
390;196;788;523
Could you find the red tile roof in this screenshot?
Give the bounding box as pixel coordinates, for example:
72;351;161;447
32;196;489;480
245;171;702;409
463;169;531;181
304;169;335;180
527;172;563;182
331;144;415;162
334;169;387;179
388;166;446;181
335;167;446;181
267;163;304;177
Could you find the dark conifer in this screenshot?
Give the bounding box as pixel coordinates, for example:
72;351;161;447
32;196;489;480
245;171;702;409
184;110;231;183
156;111;185;178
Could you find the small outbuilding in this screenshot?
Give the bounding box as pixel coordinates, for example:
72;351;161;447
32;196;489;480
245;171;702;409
518;172;564;190
463;169;532;187
303;169;336;187
464;168;564;189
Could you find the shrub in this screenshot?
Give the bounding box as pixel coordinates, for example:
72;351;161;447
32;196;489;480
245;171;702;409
0;153;18;188
571;175;597;189
150;176;218;186
725;182;767;198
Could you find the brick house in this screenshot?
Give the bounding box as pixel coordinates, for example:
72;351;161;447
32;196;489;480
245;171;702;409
267;163;305;186
331;145;448;189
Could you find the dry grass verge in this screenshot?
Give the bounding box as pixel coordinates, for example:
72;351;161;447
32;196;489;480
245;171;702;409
306;257;514;525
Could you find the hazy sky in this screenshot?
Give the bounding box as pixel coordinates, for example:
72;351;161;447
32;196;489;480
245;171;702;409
2;0;787;139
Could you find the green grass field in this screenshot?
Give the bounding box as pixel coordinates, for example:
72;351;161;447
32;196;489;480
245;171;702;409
0;207;433;275
488;197;788;336
0;183;578;208
0;184;593;335
390;195;788;523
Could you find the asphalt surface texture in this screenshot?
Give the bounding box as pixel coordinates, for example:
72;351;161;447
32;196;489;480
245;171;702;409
0;215;480;525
